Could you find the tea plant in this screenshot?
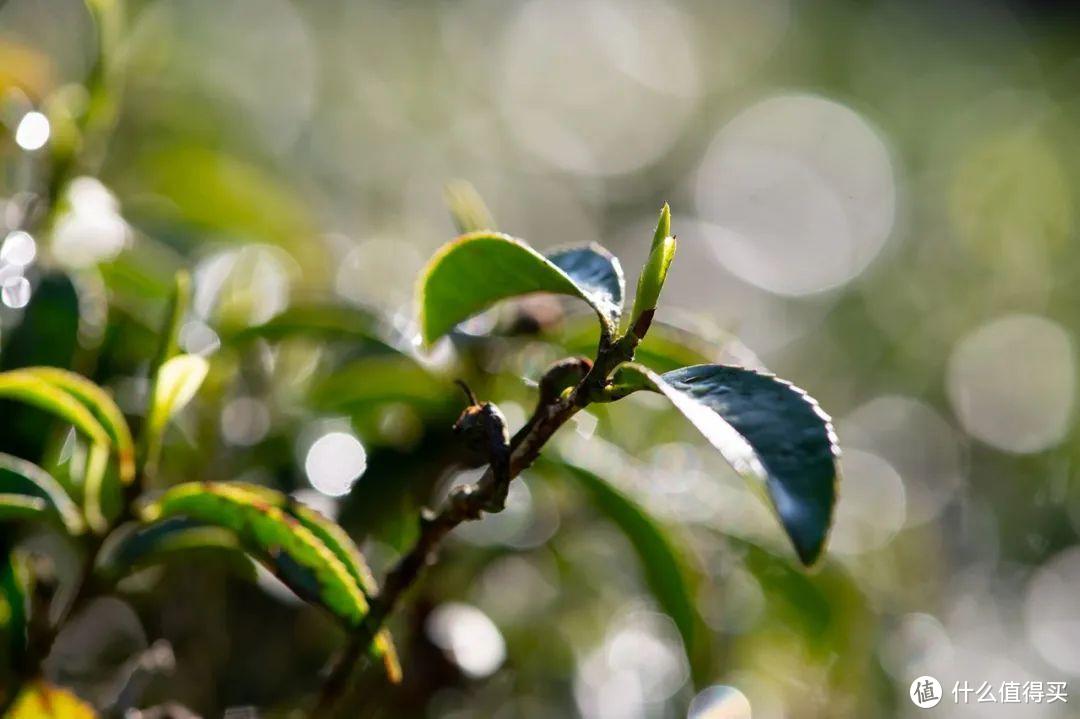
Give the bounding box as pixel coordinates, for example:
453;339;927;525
0;194;839;716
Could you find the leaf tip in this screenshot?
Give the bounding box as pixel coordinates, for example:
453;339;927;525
444;179;495;234
652;203;671;250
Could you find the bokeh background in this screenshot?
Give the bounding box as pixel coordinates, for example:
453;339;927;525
3;0;1080;717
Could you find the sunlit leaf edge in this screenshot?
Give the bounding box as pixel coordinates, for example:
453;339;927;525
611;362;840;567
416;232;623;345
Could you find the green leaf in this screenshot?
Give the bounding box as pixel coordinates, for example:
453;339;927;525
20;367;135;485
223;483;402;682
0;453;84;535
231;484;378;594
652;202;672;252
417;233;624;345
141;482;367;621
627;204;676;341
610;363;839;566
546;459;699;656
224;302;398;353
0;371;111;449
95;518;255;582
0;542;31;698
445;179;496;234
139;483;399;680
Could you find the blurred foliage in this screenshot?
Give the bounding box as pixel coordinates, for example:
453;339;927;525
0;0;1078;718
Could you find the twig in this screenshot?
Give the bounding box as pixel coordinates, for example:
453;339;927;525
313;355;598;716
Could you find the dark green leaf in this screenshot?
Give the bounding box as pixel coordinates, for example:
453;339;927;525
95;518;255;582
0;453;84;535
0;541;31;695
0;273;79;373
417;233;624;344
546;458;699;655
546;246;625;329
231;484;378;594
610;363;839;566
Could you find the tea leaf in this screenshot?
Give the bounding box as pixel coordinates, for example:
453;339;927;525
142;354;209;479
0;371;111;449
20;367;135;485
140;483;398;680
96;518;254;582
228;482;401;682
627;204;676;341
417;233;624;344
0;453;84;535
610;363;839;566
148;354;208;432
445;179;496;234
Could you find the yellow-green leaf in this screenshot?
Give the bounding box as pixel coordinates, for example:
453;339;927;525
0;371;110;449
627;204;676;341
444;179;496;234
80;442;113;535
139;482;401;681
20;367;135;485
140;483;367;623
146;354;208;440
229;482;401;682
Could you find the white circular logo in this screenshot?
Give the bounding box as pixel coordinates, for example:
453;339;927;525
910;676;943;708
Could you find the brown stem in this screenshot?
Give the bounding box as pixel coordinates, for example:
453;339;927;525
313;356;596;716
